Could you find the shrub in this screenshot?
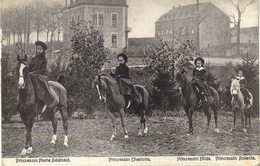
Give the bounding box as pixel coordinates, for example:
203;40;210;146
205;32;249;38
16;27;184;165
1;52;18;122
144;40;194;111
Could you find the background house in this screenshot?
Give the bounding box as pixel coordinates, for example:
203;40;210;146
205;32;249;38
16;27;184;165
155;2;231;57
63;0;130;52
231;26;259;57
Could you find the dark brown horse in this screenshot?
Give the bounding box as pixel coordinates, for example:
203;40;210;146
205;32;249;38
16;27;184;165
92;74;149;140
176;72;220;135
17;55;69;155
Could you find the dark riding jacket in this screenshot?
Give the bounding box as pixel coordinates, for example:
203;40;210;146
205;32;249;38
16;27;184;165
29;53;53;104
114;63;130;79
193;67;206;81
29;54;47;75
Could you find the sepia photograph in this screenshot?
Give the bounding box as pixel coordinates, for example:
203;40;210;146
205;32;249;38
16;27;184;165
1;0;259;165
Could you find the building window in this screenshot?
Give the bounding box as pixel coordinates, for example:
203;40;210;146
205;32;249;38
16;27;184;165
180;27;185;35
191;26;194;34
169;29;172;34
98;12;104;26
166;29;169;35
111;33;118;47
71;14;75;23
92;14;97;25
92;12;104;26
162;29;164;36
158;31;161;36
111;13;118;27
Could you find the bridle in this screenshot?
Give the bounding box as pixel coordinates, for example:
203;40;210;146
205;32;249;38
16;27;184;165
96;75;112;104
18;61;27;89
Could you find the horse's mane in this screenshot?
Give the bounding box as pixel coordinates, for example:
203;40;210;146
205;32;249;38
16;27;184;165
99;73;117;85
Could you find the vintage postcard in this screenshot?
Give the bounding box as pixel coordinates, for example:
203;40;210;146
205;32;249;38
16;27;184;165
1;0;259;165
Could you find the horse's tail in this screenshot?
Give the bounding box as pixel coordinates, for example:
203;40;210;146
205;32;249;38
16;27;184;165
209;86;220;110
135;85;150;116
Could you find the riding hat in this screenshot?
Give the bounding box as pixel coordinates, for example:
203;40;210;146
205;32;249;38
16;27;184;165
35;41;47;50
117;53;128;63
194;57;204;66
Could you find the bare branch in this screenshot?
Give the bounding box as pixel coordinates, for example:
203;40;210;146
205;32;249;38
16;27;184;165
229;0;237;7
229;15;238;26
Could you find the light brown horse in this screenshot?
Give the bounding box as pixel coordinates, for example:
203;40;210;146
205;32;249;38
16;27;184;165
92;74;149;140
230;78;253;132
176;72;220;135
17;55;69;156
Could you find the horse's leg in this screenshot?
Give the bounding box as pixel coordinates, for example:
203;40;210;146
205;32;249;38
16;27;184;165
50;109;58;145
119;108;128;139
142;112;149;136
240;107;246;133
202;107;211;133
108;111;117;141
231;107;236;132
249;107;252;129
187;107;194;135
59;105;69;147
212;104;219;133
138;112;144;136
245;111;248;127
20;110;29;155
26;117;35;154
20;119;29;155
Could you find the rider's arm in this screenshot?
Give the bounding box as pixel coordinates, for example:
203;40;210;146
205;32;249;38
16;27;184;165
31;60;47;75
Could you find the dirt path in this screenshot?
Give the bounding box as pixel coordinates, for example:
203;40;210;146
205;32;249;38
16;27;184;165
2;111;259;157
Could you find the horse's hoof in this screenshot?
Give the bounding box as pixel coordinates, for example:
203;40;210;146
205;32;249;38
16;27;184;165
63;143;69;148
20;148;27;156
138;131;143;136
243;128;247;133
26;147;33;154
215;128;219;133
124;135;129;139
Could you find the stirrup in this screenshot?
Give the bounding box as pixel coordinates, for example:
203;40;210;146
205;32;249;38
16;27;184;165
41;104;48;114
126;101;131;109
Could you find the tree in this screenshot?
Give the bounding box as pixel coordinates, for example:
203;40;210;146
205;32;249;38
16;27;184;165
144;40;195;110
32;0;47;41
65;20;109;114
235;54;259;113
229;0;256;56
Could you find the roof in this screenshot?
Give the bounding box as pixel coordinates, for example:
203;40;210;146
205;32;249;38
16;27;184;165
128;37;156;47
64;0;128;9
156;2;227;22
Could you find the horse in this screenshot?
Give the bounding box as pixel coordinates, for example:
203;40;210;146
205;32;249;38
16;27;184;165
230;78;253;132
176;72;220;135
92;73;149;140
17;54;69;155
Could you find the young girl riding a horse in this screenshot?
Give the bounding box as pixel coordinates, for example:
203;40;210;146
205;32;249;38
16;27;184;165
110;53;138;108
236;69;252;106
18;41;53;113
192;57;209;103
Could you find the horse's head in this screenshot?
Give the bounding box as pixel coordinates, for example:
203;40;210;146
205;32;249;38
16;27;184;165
230;78;240;96
92;74;110;102
17;54;29;89
175;72;188;89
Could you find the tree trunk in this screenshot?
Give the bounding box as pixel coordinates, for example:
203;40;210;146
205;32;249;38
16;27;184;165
57;31;60;42
46;31;49;43
13;33;16;44
236;12;241;57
